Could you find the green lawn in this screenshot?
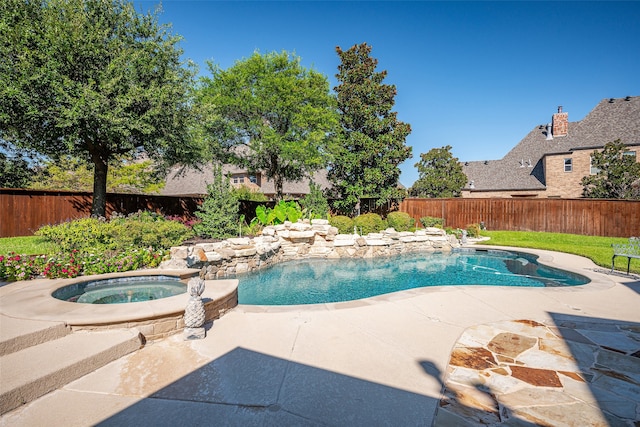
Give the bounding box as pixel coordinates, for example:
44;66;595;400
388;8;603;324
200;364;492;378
479;231;638;274
0;236;59;256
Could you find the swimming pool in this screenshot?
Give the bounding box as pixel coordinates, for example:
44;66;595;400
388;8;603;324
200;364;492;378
236;249;590;305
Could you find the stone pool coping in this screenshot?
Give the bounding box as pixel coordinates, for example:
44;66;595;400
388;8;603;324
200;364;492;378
0;269;239;340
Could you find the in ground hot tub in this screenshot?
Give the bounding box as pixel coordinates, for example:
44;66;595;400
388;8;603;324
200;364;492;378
52;275;187;304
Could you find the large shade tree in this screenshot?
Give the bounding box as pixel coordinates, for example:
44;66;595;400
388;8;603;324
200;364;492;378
198;51;338;200
0;0;199;216
410;145;467;197
0;151;34;188
582;140;640;200
328;43;412;215
28;156;165;194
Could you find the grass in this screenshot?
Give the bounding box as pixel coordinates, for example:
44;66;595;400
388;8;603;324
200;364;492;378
479;231;638;274
0;236;59;256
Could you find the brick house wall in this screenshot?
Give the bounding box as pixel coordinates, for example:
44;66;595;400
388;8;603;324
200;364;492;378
545;147;640;198
544;151;590;198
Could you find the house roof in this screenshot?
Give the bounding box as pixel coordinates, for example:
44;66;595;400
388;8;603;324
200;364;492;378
161;163;332;197
462;96;640;191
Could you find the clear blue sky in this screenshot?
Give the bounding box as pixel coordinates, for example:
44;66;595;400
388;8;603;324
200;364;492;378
135;1;640;187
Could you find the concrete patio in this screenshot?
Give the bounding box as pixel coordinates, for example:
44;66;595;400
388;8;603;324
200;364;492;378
1;247;639;426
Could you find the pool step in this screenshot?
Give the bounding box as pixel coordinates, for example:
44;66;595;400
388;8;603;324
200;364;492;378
0;315;71;356
0;329;143;415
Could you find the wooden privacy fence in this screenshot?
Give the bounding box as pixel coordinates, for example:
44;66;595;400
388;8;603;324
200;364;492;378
399;198;640;238
1;189;639;238
0;189;202;238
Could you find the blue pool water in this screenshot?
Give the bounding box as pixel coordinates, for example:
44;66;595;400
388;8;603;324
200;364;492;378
236;249;589;305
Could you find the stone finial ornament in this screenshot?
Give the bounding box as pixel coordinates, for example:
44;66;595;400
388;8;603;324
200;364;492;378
184;277;206;340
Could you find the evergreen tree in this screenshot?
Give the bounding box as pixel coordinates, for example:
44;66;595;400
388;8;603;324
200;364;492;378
410;145;467;198
582;140;640;199
193;165;240;239
328;43;412;215
300;181;330;219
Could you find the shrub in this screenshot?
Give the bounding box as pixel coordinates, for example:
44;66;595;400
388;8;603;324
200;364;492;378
36;212;193;253
240;218;263;237
4;214;176;280
109;212;194;250
81;248;166;276
354;213;387;235
300;182;329;219
420;216;444;229
386;212;415;232
193;165;240;239
36;217;114;252
445;227;461;238
164;215;200;230
466;223;481;238
329;215;355;234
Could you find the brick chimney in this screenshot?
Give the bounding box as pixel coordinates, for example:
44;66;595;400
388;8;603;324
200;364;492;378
552;106;568;137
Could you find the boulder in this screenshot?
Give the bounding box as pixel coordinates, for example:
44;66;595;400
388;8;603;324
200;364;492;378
216;248;235;260
170;246;189;259
261;227;276;236
290;221;311;231
227;237;251;246
205;252;222;262
191;247;208;262
289;230;315;241
424;227;445;236
364;238;388;246
234;247;257;257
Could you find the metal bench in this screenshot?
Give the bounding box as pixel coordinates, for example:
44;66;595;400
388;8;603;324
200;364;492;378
612;237;640;274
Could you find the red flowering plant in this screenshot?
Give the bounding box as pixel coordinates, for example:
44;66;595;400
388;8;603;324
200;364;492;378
42;250;84;279
3;212;182;282
0;252;45;281
164;215;201;230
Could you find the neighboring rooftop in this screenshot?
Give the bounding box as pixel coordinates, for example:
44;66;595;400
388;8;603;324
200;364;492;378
161;163;331;197
462;96;640;192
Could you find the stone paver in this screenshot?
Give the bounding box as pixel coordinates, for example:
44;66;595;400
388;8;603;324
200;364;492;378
437;319;640;426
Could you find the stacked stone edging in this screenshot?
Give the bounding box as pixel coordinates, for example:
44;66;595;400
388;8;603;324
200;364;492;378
162;219;459;280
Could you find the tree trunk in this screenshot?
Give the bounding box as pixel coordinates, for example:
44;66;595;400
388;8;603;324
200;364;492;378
275;174;284;201
91;154;109;217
